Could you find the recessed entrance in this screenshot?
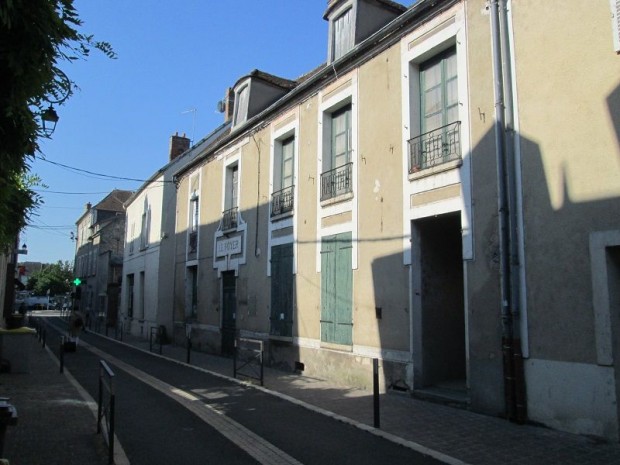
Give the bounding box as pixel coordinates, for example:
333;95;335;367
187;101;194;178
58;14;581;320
412;211;466;402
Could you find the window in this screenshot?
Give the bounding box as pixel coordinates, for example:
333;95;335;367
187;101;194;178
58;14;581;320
129;223;135;254
140;210;149;250
321;104;353;200
187;265;198;318
139;271;145;319
333;8;353;61
233;84;249;126
420;48;458;134
409;47;461;171
223;164;239;230
190;193;199;233
272;136;295;216
127;273;134;318
612;0;620;53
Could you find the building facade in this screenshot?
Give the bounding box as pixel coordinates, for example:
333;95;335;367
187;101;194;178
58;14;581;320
121;0;620;441
74;190;132;328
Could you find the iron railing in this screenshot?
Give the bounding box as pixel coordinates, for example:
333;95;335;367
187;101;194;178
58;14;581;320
320;162;353;201
271;185;294;217
222;207;238;231
408;121;461;173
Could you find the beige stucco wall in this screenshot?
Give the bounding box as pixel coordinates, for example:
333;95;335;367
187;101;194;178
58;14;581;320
512;1;620;363
295;93;321;341
356;44;409;351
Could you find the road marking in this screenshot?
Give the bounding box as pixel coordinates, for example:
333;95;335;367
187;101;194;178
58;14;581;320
83;342;304;465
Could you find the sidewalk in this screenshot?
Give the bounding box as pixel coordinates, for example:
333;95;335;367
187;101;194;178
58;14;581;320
3;322;620;465
0;332;109;465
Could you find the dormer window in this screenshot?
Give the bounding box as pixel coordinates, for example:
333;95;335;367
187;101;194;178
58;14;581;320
333;8;353;60
229;71;296;129
325;0;405;63
233;84;250;127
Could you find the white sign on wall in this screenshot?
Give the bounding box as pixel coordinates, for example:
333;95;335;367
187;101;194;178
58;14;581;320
216;236;242;257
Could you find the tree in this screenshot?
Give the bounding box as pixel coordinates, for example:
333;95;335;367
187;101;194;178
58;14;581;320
26;261;73;296
0;0;115;250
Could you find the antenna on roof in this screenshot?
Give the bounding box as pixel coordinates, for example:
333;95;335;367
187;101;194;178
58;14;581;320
181;108;197;145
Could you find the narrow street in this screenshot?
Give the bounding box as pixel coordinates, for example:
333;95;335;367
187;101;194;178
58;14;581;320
45;319;442;465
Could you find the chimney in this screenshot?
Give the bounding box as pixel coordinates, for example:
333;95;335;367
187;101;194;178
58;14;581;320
223;88;235;124
85;202;92;211
169;132;190;161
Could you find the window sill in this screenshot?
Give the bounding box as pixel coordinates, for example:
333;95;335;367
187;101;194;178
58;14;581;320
270;210;294;222
320;191;354;208
320;341;353;352
408;159;462;181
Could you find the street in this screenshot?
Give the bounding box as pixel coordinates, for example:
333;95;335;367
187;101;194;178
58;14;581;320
44;318;442;465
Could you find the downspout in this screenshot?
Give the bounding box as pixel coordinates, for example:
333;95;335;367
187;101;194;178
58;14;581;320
490;0;526;424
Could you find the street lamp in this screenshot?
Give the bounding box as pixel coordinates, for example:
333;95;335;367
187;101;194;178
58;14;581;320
40;69;71;137
41;106;59;136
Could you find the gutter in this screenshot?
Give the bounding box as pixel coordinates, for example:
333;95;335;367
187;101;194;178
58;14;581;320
490;0;526;424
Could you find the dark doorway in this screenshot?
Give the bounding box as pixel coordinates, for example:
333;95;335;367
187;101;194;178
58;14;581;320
413;211;466;393
221;271;237;355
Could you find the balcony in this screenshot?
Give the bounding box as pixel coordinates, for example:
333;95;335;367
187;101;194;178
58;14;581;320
271;185;294;217
222;207;238;231
408;121;461;173
320;162;352;201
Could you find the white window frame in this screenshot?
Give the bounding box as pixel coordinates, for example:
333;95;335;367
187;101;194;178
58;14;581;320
315;71;359;272
233;82;250;127
400;10;473;262
612;0;620;53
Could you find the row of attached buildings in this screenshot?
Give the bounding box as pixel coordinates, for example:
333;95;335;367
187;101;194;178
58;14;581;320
73;0;620;442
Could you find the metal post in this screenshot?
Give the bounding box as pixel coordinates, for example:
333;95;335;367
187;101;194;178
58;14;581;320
233;339;237;378
185;323;192;364
260;346;264;387
60;336;65;374
373;358;380;428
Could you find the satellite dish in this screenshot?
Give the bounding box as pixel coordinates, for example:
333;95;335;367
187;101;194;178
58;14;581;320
216;99;226;113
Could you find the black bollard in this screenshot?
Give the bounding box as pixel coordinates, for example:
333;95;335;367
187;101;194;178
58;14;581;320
373;358;380;428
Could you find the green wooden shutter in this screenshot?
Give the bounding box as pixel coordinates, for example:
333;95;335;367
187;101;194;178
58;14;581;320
270;244;294;337
321;236;336;342
335;233;352;345
321;233;352;344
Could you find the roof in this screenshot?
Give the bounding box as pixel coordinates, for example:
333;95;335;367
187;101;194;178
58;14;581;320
233;69;297;91
94;190;133;212
324;0;407;19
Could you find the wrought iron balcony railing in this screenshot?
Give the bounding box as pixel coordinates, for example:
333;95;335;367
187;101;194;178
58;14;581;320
222;207;238;231
320;162;353;201
408;121;461;173
271;185;294;217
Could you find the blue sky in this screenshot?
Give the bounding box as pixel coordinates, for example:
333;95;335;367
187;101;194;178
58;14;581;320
25;1;330;264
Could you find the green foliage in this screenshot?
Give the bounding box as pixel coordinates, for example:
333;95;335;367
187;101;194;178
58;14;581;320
26;260;73;296
0;0;115;250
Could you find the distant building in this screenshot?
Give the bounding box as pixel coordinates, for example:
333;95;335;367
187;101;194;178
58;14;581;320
74;189;132;328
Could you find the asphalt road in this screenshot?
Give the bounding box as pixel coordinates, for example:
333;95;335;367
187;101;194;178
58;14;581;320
45;319;443;465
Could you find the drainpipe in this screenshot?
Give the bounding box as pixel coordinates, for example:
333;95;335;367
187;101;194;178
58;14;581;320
490;0;526;424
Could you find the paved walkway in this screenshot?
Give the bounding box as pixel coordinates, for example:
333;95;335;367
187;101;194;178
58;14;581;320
2;318;620;464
